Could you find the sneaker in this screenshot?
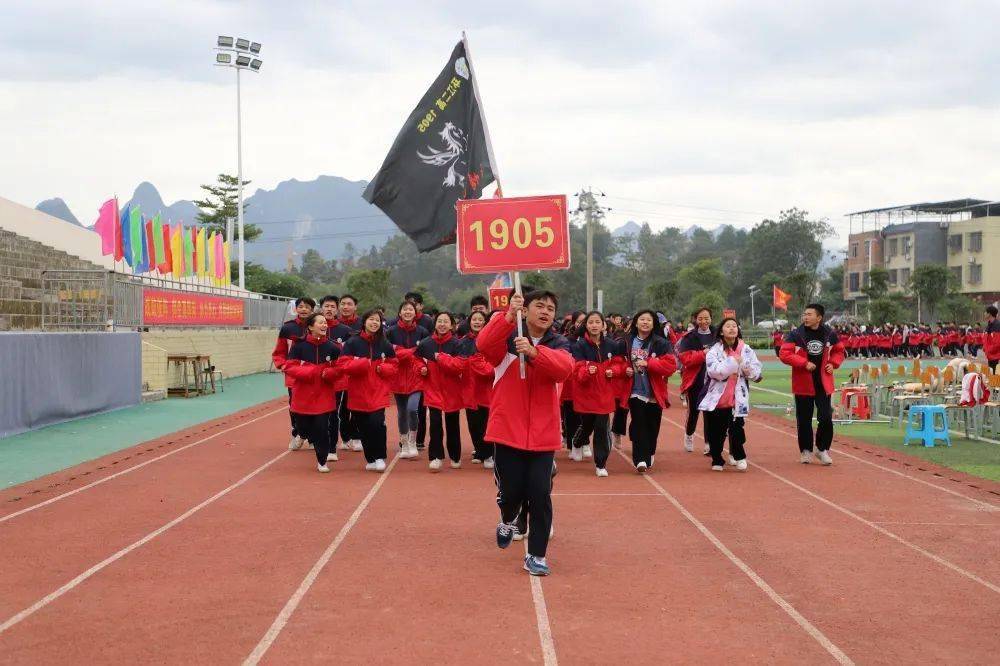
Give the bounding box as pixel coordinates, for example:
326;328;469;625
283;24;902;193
303;440;314;450
375;458;387;472
582;444;593;459
317;463;330;473
734;458;748;472
702;443;710;456
496;522;518;549
569;447;583;462
416;441;425;450
650;455;655;468
817;450;833;466
349;439;363;451
471;457;483;465
596;467;609;477
523;555;550;576
636;461;648;474
429;459;442;472
711;464;724;472
450;460;462;469
514;514;528;540
326;452;338;462
483;457;495;470
288;435;303;450
338;441;350;450
407;443;420;459
612;433;622;449
364;462;379;472
800;450;813;464
684;435;694;452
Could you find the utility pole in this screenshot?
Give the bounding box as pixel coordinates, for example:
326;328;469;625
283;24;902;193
576;187;606;311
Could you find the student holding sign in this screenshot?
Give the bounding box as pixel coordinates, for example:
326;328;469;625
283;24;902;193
478;290;573;577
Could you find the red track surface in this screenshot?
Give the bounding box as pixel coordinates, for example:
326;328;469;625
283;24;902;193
1;399;998;664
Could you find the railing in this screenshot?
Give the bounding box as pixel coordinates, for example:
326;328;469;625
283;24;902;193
41;270;289;330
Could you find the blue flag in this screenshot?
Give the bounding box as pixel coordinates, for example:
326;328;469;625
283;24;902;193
136;215;149;273
120;204;132;267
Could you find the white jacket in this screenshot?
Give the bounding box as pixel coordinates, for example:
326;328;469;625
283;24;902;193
697;341;762;417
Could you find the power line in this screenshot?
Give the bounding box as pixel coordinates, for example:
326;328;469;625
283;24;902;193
254;227;400;244
605;195;767;217
248;213;388;226
607;207;761;226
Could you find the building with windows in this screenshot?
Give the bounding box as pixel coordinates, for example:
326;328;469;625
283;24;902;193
843;198;999;306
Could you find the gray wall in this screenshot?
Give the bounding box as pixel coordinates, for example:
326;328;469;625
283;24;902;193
0;332;141;438
915;223;946;265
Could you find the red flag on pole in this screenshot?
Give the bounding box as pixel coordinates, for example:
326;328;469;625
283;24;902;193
773;285;792;311
159;223;173;274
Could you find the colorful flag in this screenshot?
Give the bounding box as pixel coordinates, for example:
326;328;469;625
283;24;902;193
222;241;231;285
141;217;155;272
171;225;184;275
195;227;207;277
773;285;792;311
121;205;132;266
93;198;118;256
207;231;217;280
115;204;128;261
152;214;167;272
488;273;512;289
184;227;196;277
362;39;496;252
214;232;225;280
128;206;143;269
160;222;173;275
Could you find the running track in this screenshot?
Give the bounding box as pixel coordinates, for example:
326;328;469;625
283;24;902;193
1;397;998;664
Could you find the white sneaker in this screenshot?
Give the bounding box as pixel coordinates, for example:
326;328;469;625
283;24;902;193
800;450;813;464
471;457;482;465
303;440;314;450
684;435;694;452
728;455;737;466
365;461;379;472
702;443;710;456
734;459;748;472
349;439;363;451
483;457;495;469
569;447;583;462
582;444;593;459
375;458;387;472
596;467;609;477
338;440;350;450
317;463;330;473
636;462;647;474
407;443;420;459
326;452;338;462
711;464;724;472
288;435;303;450
612;433;622;449
650;455;655;468
817;450;833;466
429;459;442;472
450;460;462;469
399;443;414;459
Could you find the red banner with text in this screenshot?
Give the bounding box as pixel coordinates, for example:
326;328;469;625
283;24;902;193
456;195;570;274
143;288;245;326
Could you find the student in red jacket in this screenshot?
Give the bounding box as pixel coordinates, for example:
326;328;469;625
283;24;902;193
386;301;429;460
626;309;679;472
417;312;466;471
985;306;1000;373
459;311;495;467
340;310;398;472
571;311;626;476
480;290;573;576
560;311;586;452
282;313;342;473
676;307;715;455
272;297;315;451
778;303;845;465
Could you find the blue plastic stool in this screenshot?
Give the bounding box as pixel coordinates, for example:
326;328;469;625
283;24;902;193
904;405;951;447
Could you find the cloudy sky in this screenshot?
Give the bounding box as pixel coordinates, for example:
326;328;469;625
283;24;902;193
2;0;998;245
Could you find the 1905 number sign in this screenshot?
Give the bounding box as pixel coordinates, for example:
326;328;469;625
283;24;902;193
456;195;570;274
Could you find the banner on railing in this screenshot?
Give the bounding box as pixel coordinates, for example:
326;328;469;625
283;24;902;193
143;288;244;326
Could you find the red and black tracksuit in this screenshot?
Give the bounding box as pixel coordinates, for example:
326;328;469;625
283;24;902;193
778;324;845;453
477;311;574;558
416;332;466;463
272;316;310;440
283;335;341;465
340;332;398;463
459;331;495;462
323;317;353;447
677;328;716;441
386;321;430;439
571;333;626;470
985;319;1000;372
624;333;678;467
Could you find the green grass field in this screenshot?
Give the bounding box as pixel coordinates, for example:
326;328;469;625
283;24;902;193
671;356;1000;482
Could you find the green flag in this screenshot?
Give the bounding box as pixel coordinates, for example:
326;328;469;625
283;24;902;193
129;206;143;267
183;226;195;276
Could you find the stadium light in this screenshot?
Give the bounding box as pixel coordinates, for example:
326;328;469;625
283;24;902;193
212;36;264;290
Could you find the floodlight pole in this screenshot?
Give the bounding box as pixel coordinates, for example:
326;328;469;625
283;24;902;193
235;65;246;289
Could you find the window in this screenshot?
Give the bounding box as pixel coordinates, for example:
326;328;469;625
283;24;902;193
900;268;911;286
949;234;963;253
901;236;912;256
969;231;983;252
864;240;871;257
950;265;962;285
888;238;898;257
851;244;857;258
862;271;870;288
849;272;860;292
970;263;982;284
888;269;898;285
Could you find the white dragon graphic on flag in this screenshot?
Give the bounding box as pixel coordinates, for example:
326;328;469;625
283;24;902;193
417;122;468;188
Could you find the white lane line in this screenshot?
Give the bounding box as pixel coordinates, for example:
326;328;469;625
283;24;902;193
0;450;290;635
244;455;400;665
552;492;660;496
663;417;1000;595
875;522;994;526
614;448;854;665
748;460;1000;595
0;406;290;524
747;418;999;512
524;542;558;666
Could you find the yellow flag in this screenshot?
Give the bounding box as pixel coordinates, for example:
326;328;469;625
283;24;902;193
196;227;206;277
171;226;183;275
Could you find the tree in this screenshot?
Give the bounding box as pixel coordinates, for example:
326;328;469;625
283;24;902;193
684;290;726;318
298;249;329;284
910;264;950;320
786;270;818;309
193;174;262;241
740;208;833;290
869;296;906;326
938;293;978;323
863;266;890;301
676;258;727;312
345;268;391;309
817;264;848;313
647;279;679;312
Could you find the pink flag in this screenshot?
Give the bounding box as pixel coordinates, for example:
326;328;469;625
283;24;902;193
214;232;225;279
93;198;118;256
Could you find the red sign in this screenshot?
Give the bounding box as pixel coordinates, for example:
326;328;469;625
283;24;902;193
143;288;245;326
488;288;511;311
723;309;736;319
456;195;570;274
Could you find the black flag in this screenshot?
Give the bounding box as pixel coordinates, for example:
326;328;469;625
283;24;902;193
362;40;496;252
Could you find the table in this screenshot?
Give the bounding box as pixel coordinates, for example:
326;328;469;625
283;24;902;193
167;354;214;398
